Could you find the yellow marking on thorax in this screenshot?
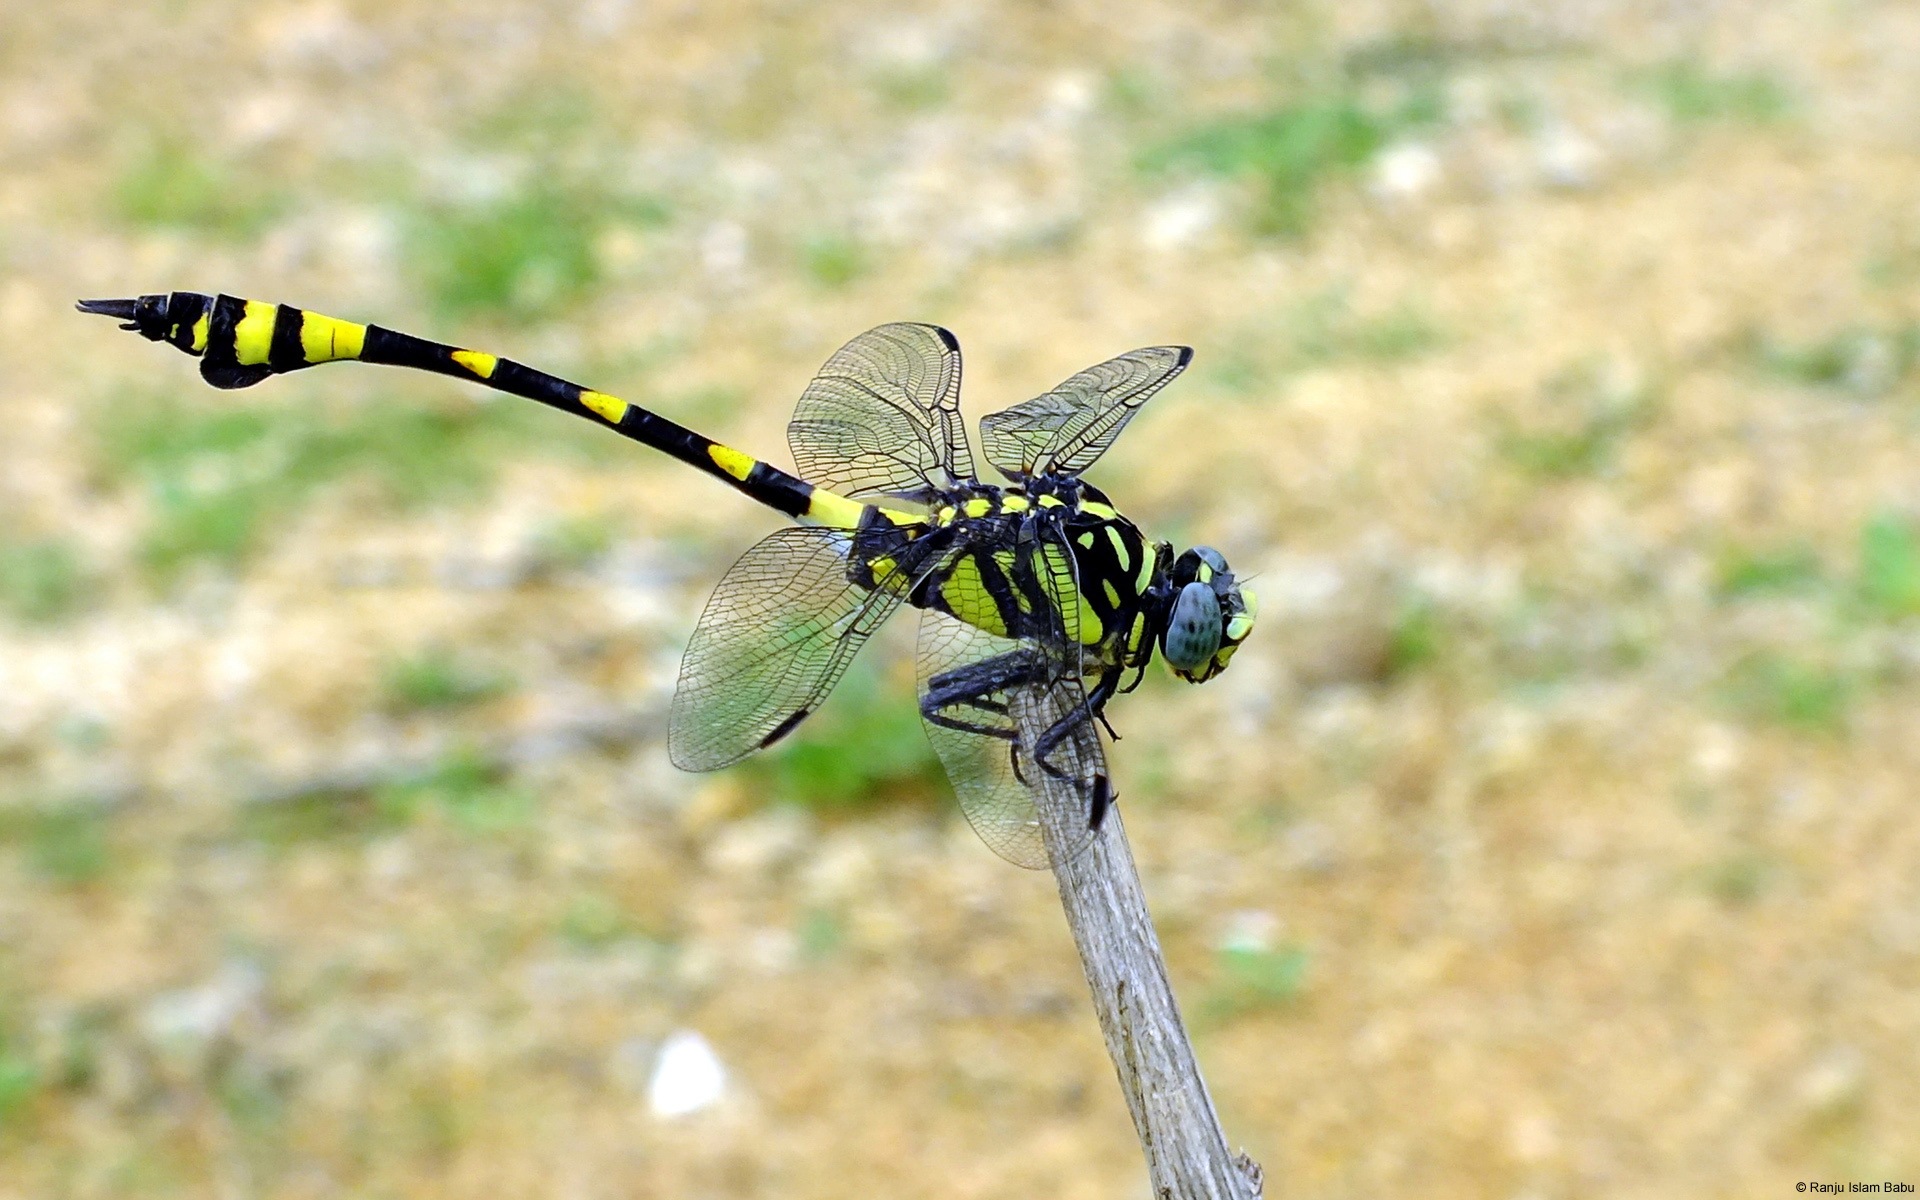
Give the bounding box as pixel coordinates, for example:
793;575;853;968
1103;579;1123;608
1037;543;1103;645
297;312;365;363
936;506;957;524
1134;542;1157;593
1000;494;1030;512
1076;532;1096;549
962;497;993;518
452;349;498;379
1105;526;1132;570
1081;500;1118;520
943;555;1007;637
233;300;279;366
581;390;628;424
1037;494;1065;508
1127;611;1148;652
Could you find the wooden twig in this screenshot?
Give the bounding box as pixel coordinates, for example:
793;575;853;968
1020;695;1266;1199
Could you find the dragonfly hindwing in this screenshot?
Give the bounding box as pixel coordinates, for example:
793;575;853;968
671;525;912;771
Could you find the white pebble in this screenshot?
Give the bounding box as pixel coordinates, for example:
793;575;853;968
648;1029;728;1118
1371;142;1442;200
1140;187;1220;251
1535;124;1602;190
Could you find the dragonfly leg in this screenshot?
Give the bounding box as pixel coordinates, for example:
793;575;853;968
925;649;1117;832
1026;671;1119;829
920;648;1047;740
995;700;1112;833
1030;672;1116;763
1089;672;1123;741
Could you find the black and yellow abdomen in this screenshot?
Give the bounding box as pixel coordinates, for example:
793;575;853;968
79;291;884;532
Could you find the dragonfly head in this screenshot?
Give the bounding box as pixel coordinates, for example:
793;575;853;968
1161;545;1256;684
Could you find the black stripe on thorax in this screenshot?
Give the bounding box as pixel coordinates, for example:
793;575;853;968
974;547;1026;634
1078;540;1131;607
1009;538;1057;627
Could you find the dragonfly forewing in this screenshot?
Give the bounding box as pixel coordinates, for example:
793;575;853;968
787;322;972;500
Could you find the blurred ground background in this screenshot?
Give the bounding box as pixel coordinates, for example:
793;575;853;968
3;0;1920;1196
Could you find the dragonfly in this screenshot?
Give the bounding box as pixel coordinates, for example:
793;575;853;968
79;292;1256;867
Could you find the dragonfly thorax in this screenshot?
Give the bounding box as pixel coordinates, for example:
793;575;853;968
858;477;1159;673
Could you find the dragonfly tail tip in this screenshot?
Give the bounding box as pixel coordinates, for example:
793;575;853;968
77;297;141;323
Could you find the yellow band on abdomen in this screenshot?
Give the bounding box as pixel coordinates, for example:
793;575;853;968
234;300;278;366
299;312;367;364
803;489;867;530
708;443;756;481
452;349;497;379
580;390;627;424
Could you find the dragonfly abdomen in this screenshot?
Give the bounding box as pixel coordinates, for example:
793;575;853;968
79;291;877;530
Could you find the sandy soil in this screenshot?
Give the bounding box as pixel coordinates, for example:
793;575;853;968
3;1;1920;1196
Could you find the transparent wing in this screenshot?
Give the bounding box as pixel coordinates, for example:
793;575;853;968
1021;519;1108;861
916;611;1104;869
788;323;973;499
1005;671;1109;865
979;345;1191;481
671;526;910;771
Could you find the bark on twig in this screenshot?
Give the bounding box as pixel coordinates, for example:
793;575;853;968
1018;694;1266;1199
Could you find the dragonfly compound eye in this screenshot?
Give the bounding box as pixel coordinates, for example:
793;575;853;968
1163;581;1223;675
1172;544;1231;588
